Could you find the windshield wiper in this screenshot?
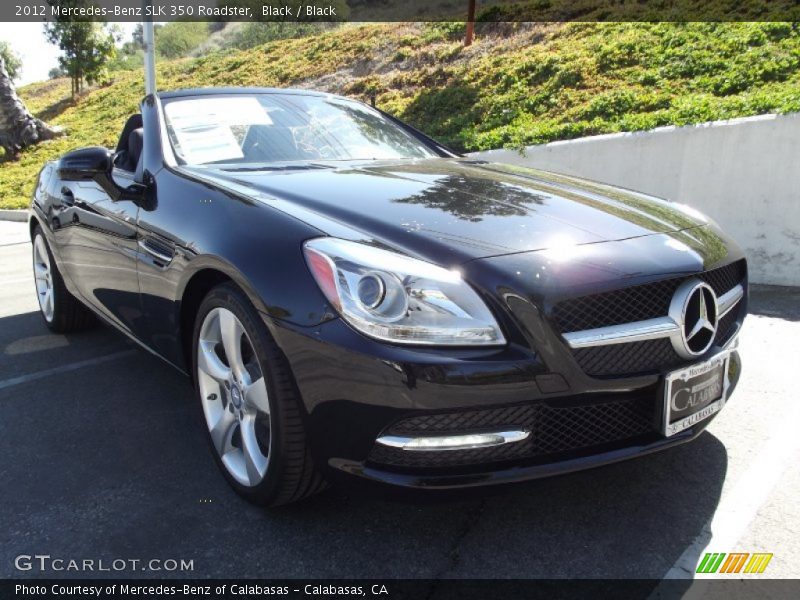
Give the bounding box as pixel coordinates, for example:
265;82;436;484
220;163;332;172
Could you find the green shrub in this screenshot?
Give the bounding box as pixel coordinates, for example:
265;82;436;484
156;22;209;59
229;22;334;50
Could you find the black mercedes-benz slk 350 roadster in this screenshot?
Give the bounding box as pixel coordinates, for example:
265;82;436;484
30;88;746;505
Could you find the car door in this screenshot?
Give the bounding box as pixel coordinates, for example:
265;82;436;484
134;167;201;369
130;99;189;369
59;164;144;337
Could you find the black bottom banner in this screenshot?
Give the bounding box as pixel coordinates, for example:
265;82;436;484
3;579;800;600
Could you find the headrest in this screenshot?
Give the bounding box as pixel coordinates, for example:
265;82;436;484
128;128;143;158
115;114;143;153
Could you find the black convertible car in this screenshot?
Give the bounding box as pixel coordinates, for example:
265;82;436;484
30;88;746;506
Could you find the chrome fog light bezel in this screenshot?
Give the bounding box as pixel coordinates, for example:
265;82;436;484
376;430;530;452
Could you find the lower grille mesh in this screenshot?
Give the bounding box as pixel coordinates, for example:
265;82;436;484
369;395;656;469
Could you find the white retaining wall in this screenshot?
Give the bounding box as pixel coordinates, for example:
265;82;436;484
470;113;800;286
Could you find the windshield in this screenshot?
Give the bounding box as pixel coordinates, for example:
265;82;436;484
161;93;437;166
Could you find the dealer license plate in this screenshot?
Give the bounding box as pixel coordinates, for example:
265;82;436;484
663;351;730;437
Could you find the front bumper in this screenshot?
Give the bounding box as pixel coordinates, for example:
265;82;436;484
338;350;740;490
332;420;710;490
270;310;742;490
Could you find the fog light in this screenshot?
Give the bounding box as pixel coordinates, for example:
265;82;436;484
376;430;529;452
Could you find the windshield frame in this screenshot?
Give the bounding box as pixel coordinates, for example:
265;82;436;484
157;91;453;168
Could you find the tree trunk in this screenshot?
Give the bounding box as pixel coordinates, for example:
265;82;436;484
465;0;476;47
0;56;63;159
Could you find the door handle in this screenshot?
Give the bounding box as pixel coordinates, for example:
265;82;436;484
60;186;75;206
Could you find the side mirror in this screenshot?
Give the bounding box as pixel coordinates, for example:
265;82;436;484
57;147;112;181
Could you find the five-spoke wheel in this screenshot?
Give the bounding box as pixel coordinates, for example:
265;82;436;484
197;307;272;487
192;283;326;505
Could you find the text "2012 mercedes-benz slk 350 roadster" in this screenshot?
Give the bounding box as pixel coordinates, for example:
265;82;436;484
30;88;746;505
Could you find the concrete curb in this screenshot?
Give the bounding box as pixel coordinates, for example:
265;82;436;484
0;209;28;222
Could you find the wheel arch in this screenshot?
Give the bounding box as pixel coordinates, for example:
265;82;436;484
177;254;292;370
29;214;40;239
178;267;233;372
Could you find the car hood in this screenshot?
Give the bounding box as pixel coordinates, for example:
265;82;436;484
183;158;710;265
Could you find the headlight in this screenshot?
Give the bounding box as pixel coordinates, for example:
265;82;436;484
303;238;506;346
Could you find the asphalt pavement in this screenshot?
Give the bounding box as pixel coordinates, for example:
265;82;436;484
1;219;798;583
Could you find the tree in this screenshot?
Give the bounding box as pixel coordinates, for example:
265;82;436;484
0;56;62;159
0;41;22;82
44;1;117;97
465;0;477;46
107;25;145;72
132;23;144;46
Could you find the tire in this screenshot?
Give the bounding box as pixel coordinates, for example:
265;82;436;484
192;283;327;506
32;225;95;333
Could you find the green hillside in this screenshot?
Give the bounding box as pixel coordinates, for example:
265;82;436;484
2;21;799;209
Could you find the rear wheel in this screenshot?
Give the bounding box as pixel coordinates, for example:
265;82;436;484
192;283;326;506
32;225;94;333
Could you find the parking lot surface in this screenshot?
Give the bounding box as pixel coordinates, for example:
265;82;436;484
1;220;798;582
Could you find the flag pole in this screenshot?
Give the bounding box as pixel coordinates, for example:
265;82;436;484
142;1;156;95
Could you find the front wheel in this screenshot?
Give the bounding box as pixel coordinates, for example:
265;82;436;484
192;283;327;506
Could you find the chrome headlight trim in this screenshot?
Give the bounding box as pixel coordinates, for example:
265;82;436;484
303;237;506;347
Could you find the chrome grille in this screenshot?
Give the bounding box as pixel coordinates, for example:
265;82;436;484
571;305;743;378
552;260;747;334
553;260;746;377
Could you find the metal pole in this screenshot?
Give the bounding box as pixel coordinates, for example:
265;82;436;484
142;1;156;95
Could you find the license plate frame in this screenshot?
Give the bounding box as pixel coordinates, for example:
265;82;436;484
663;350;731;437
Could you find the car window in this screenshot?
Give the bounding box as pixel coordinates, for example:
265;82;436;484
162;93;436;166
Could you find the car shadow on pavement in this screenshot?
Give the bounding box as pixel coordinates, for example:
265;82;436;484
749;284;800;322
1;309;727;583
0;311;133;383
290;432;727;580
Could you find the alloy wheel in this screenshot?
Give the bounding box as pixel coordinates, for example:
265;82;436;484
33;234;54;322
197;307;272;487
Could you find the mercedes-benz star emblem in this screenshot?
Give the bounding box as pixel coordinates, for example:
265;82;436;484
230;384;243;409
668;279;719;359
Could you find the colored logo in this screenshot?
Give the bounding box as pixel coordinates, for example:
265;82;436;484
696;552;773;574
